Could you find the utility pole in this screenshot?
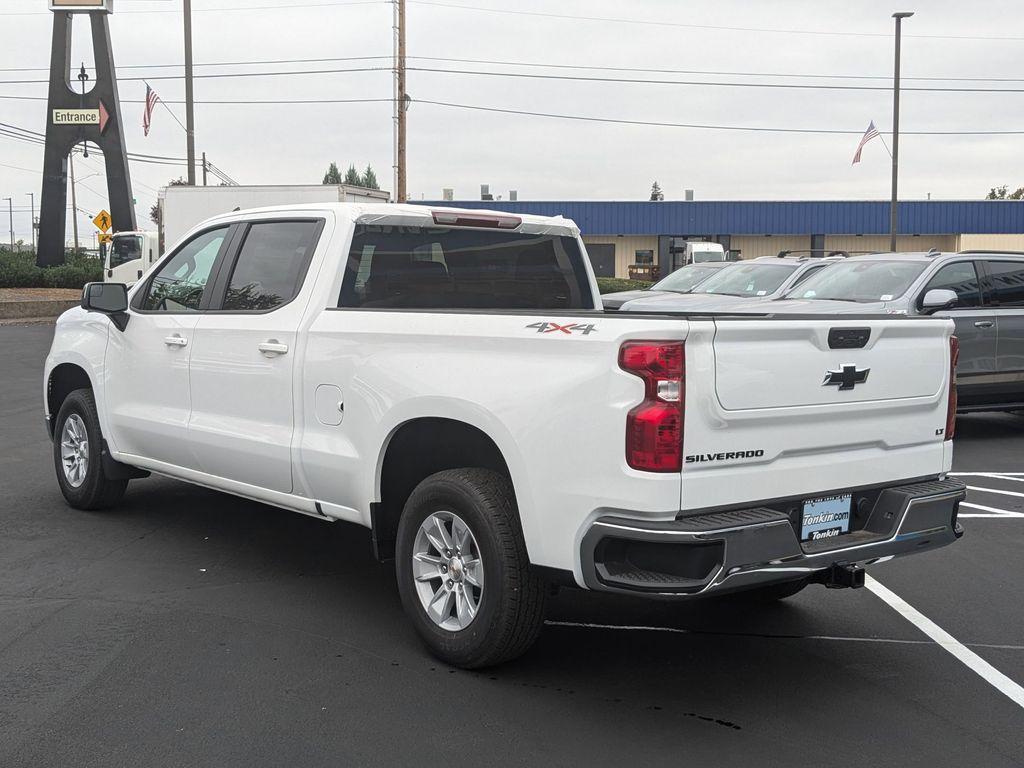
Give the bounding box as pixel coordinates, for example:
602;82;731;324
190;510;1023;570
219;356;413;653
393;0;407;202
3;198;12;251
202;151;208;186
890;11;913;252
69;153;80;253
184;0;197;185
26;192;35;251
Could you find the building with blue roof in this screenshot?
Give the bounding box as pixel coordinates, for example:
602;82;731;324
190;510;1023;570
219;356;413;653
418;199;1024;279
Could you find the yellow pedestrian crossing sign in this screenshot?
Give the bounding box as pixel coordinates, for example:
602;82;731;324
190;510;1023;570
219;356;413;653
93;209;112;233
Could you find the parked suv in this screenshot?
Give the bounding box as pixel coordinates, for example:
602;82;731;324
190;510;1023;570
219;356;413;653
619;252;845;312
771;251;1024;412
601;261;730;310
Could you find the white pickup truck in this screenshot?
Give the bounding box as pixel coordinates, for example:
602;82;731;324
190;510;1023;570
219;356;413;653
44;204;966;667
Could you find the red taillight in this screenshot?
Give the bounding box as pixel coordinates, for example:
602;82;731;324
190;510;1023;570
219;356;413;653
946;335;959;441
619;341;685;472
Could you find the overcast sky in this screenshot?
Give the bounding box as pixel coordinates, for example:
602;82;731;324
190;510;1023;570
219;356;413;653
1;0;1022;243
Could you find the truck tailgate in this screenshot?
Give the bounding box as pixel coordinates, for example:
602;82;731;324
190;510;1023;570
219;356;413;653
681;316;955;512
713;319;945;409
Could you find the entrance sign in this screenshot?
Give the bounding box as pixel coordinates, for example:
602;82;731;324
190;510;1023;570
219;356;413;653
53;109;99;125
37;3;134;266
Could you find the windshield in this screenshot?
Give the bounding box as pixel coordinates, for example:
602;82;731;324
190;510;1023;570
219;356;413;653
788;260;928;302
109;235;143;269
651;264;723;293
695;263;796;297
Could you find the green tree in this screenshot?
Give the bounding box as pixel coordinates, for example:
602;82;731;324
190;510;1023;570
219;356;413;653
344;164;362;186
986;185;1024;200
650;181;664;201
149;177;188;226
361;164;380;190
322;162;343;184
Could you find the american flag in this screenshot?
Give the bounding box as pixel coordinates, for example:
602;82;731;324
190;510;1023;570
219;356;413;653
143;84;160;137
851;121;881;165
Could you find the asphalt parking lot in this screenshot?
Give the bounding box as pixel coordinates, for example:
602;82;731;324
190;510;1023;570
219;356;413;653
2;322;1022;767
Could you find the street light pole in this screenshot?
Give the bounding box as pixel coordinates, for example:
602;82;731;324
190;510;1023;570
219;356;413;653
184;0;197;185
890;11;914;252
69;153;80;253
26;192;35;251
3;198;12;251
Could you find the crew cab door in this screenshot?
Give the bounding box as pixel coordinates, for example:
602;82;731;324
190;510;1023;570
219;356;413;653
105;226;232;467
187;218;325;494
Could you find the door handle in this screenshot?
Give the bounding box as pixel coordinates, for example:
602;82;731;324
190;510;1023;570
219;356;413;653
163;335;188;347
258;341;289;356
974;320;994;329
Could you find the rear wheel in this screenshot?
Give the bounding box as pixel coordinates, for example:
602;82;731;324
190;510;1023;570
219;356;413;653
53;388;128;510
395;468;546;668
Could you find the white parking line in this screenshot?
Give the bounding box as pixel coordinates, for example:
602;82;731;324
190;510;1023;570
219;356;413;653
965;485;1024;500
865;575;1024;711
959;501;1024;518
951;472;1024;477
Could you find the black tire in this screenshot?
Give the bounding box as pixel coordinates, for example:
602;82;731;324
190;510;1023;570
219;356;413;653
52;388;128;510
730;577;810;603
395;468;546;669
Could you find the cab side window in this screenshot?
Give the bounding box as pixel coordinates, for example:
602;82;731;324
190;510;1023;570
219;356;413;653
138;227;228;312
221;221;322;311
921;261;982;309
985;261;1024;307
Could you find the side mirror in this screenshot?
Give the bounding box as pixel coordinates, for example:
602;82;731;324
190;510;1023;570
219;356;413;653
921;288;958;314
81;282;130;331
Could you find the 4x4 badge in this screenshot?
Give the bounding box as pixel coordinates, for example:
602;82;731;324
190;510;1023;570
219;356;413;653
823;364;870;391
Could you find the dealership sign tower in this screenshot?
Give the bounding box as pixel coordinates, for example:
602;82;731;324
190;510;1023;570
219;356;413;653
38;0;135;266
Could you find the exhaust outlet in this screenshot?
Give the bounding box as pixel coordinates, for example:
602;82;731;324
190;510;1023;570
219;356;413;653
815;563;865;590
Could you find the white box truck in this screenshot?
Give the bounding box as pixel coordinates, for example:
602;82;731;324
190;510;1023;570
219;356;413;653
104;184;390;283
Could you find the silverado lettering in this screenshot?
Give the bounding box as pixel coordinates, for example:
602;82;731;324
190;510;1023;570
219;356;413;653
685;450;765;464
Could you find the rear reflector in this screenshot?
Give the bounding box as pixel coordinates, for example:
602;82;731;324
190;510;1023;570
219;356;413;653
619;341;685;472
946;335;959;441
431;210;522;229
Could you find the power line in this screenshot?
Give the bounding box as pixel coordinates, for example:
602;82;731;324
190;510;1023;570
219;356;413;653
5;62;1024;93
415;99;1024;136
0;93;393;105
405;66;1024;94
407;1;1024;42
0;1;387;16
5;53;1024;84
0;66;391;85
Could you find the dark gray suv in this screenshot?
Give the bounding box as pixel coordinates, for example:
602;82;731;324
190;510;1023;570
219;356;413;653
767;251;1024;412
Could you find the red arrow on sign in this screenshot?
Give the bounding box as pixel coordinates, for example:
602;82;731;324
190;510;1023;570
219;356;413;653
98;101;110;134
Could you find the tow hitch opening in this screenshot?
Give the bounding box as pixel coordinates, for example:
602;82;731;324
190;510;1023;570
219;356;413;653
814;563;865;589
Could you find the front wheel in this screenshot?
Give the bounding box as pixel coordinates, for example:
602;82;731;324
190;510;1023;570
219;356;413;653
395;469;546;668
53;388;128;510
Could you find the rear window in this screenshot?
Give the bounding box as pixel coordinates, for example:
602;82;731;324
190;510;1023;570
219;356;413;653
790;260;927;303
338;226;594;310
695;263;796;297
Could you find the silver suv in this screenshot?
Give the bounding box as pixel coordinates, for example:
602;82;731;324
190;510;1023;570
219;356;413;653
619;252;844;313
769;250;1024;412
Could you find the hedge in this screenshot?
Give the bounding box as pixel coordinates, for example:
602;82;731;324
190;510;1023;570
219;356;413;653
596;277;653;294
0;250;103;289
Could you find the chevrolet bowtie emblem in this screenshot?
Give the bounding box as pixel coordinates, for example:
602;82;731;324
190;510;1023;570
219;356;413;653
823;364;870;391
